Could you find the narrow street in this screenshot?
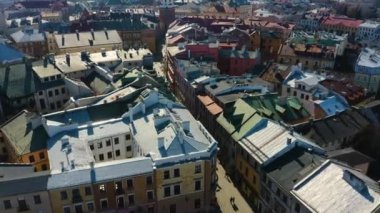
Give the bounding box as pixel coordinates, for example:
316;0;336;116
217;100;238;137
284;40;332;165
216;161;254;213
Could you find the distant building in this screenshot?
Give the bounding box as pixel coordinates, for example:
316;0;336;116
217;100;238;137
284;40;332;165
354;48;380;94
320;15;363;36
282;68;349;119
291;160;380;212
0;88;219;213
10;28;47;58
52;29;122;54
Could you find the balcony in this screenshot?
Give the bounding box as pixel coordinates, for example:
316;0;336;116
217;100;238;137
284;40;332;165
72;195;83;203
18;204;30;212
115;188;125;195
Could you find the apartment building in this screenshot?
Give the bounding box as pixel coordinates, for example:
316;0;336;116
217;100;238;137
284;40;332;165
355;48;380;94
0;88;218;213
0;110;50;172
52;29;123;54
10;28;48;58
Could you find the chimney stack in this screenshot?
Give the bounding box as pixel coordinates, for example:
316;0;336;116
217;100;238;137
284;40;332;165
43;56;48;68
104;28;108;40
287;137;292;145
65;53;70;66
158;137;165;149
76;29;79;40
91;28;95;40
61;35;65;46
128;104;133;122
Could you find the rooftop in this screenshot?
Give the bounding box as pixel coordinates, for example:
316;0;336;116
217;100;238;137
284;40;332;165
0;44;25;65
356;48;380;70
292;160;380;212
322;16;363;28
263;146;325;191
0;63;36;99
11;28;45;43
295;109;370;148
55;30;122;49
32;60;62;79
54;53;89;74
0;111;49;156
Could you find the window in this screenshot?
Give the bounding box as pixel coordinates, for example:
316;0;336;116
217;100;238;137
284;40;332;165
51;76;56;81
245;167;248;177
286;87;291;93
3;200;11;209
99;154;104;161
39;152;45;160
301;93;304;99
61;191;68;200
146;176;153;185
126;146;132;152
57;101;61;109
50;103;55;110
39;99;46;110
101;199;108;210
74;204;83;213
164;186;170;197
147;191;154;201
164;170;170;179
87;202;94;212
48;91;53;97
41;164;47;170
114;137;119;144
115;181;122;191
125;134;131;140
89;144;94;150
194;199;201;209
39;91;43;96
293;91;297;96
61;88;66;94
127;179;133;188
55;89;59;95
106;140;111;146
195;180;201;191
85;187;92;196
115;150;120;157
253;175;256;184
170;204;176;213
107;151;112;159
29;155;35;162
305;95;309;100
63;206;71;213
99;184;106;193
148;207;155;213
97;142;102;149
174;168;180;177
295;203;300;213
195;164;201;174
128;194;135;205
174;185;181;195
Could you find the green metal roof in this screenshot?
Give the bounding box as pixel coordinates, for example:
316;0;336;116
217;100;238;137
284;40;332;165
242;94;309;124
216;99;264;141
0;63;36;99
1;111;48;155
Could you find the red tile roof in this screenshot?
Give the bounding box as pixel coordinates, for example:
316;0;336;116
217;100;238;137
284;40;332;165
322;16;363;28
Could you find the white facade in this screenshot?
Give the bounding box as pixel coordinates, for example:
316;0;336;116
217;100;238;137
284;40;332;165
354;48;380;93
88;132;133;162
357;22;380;41
0;191;52;213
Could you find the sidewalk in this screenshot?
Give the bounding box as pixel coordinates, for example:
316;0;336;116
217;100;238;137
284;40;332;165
215;161;254;213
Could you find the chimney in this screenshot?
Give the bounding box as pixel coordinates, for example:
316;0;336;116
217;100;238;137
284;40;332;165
182;120;190;132
76;29;79;40
188;49;191;59
128;104;133;122
287;137;292;145
43;56;48;68
104;28;109;40
141;101;146;114
65;53;70;66
158;137;165;149
70;160;75;170
60;161;65;172
61;35;65;46
91;28;95;40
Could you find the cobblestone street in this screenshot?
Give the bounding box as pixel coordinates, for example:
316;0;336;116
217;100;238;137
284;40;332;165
216;161;254;213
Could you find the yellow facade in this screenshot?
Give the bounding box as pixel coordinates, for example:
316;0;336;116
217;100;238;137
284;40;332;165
49;185;95;213
18;149;49;172
235;154;260;199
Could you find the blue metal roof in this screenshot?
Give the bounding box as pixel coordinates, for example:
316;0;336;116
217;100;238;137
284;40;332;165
0;44;25;64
